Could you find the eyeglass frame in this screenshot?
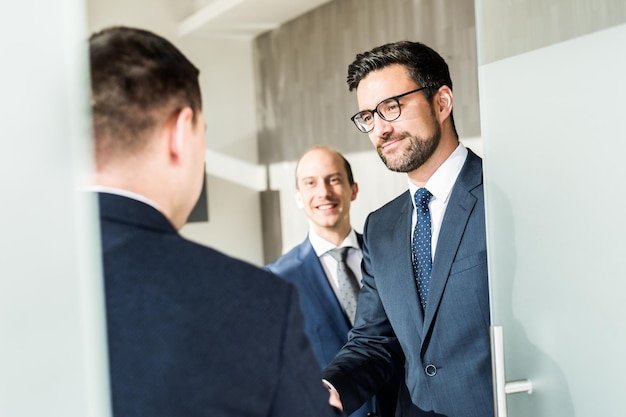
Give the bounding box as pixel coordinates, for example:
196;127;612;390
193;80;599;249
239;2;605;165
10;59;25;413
350;86;428;133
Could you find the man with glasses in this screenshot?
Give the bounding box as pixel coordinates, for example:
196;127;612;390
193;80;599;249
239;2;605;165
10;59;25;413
322;41;492;417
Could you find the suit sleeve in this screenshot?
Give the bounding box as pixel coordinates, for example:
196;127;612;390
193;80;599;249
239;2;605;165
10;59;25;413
322;214;404;415
270;284;343;417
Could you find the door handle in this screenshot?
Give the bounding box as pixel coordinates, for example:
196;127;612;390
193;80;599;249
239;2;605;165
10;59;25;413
490;325;533;417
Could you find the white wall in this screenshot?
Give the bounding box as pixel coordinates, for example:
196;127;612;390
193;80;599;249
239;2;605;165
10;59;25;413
178;37;265;265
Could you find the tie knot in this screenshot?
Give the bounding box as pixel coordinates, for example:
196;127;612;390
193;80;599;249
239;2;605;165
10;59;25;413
414;188;432;210
327;247;350;263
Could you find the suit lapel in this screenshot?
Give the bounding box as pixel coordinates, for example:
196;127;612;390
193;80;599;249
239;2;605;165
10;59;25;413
297;241;351;335
423;150;482;331
391;193;425;327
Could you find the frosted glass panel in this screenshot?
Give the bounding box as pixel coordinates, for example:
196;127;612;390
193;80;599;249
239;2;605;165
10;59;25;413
480;24;626;416
0;0;111;416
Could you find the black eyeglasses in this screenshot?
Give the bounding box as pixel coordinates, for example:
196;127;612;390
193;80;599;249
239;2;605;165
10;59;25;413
350;87;427;133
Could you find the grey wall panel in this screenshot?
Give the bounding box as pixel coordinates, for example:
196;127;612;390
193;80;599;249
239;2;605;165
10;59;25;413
260;189;283;264
254;0;480;164
476;0;626;64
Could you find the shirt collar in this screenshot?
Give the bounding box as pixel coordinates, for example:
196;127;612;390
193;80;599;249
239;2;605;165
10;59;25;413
85;185;162;212
408;142;468;208
309;228;359;257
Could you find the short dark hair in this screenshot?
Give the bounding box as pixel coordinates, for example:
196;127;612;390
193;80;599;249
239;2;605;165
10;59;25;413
347;40;456;135
339;152;355;187
89;26;202;158
347;41;452;97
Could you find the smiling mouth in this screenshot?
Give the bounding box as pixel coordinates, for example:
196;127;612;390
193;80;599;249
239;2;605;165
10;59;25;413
317;203;337;210
381;136;406;149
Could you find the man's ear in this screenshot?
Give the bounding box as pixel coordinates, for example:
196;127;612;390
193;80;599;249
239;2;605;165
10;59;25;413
295;191;304;208
351;182;359;201
435;86;453;122
169;107;194;159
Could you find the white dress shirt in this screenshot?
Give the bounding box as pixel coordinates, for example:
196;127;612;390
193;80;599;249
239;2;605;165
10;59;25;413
308;228;364;300
84;186;162;212
409;142;468;259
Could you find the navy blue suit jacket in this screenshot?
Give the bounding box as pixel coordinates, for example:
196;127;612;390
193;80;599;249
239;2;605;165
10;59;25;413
97;193;339;417
322;150;493;417
267;235;400;417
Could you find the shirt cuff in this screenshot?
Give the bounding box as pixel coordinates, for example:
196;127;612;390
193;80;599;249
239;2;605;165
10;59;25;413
322;379;338;393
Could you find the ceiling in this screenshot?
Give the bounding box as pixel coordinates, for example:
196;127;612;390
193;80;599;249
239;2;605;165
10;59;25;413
176;0;333;39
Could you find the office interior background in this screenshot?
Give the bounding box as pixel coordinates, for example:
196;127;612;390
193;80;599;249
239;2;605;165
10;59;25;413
89;0;485;266
3;0;625;416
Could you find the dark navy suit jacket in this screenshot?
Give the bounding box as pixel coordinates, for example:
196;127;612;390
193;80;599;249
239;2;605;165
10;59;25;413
323;150;493;417
97;192;339;417
267;234;400;417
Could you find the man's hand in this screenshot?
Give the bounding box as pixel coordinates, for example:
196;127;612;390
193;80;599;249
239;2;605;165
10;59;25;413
323;380;343;411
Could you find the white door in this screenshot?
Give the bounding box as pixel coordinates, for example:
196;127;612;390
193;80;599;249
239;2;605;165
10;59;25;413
478;23;626;416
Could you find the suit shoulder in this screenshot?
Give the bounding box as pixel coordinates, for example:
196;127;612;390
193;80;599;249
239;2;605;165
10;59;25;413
369;190;410;218
174;236;295;294
265;240;314;282
455;149;485;196
265;240;308;271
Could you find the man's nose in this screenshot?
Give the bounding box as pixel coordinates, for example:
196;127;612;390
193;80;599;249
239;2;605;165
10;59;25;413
316;181;333;196
371;112;393;137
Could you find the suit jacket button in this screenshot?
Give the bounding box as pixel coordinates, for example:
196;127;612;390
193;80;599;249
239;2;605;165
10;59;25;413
425;364;437;377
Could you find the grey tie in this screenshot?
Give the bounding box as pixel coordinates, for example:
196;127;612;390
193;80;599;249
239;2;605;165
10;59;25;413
327;247;360;325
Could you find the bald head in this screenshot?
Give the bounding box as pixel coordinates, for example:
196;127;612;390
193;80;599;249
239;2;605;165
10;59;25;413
296;146;355;189
295;146;358;245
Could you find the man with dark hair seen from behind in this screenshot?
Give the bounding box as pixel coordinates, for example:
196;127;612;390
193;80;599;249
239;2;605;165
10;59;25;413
88;26;339;417
322;41;493;416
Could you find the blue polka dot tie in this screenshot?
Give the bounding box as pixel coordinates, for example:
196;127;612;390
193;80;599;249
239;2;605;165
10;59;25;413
412;188;433;311
327;247;360;325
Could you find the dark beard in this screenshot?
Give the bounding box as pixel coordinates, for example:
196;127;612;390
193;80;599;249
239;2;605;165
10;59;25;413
377;119;441;173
